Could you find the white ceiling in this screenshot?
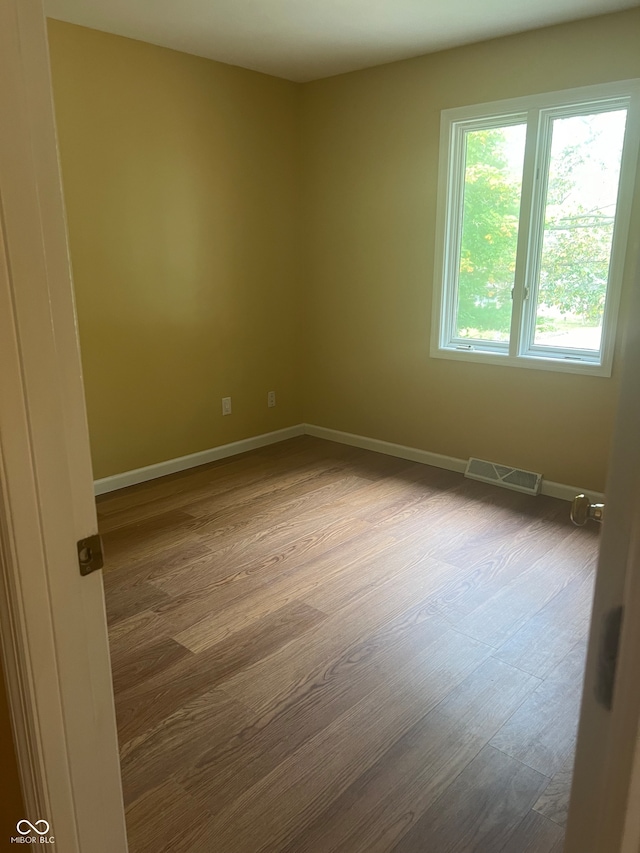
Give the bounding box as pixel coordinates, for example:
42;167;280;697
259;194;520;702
45;0;639;82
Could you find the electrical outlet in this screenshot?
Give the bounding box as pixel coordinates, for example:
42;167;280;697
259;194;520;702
222;396;232;416
267;391;276;408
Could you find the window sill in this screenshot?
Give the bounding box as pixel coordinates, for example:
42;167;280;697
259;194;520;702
430;345;612;377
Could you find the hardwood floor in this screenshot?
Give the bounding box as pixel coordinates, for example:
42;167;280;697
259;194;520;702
98;436;599;853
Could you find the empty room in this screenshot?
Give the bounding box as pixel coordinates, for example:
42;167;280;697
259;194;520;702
1;0;640;852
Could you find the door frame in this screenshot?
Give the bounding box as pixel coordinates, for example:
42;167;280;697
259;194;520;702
0;0;127;850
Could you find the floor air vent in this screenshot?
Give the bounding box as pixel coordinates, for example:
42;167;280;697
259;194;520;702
465;457;542;496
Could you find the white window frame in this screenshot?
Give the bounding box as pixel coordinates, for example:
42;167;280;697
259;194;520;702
431;80;640;377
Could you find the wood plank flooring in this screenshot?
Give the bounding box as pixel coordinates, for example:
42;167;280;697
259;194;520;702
98;436;599;853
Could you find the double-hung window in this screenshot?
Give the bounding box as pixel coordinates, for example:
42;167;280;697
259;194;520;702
431;81;640;375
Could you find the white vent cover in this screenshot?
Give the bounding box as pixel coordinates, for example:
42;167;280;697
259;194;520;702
464;457;542;496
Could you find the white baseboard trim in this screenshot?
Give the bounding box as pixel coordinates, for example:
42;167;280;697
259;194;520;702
94;420;604;504
302;423;604;503
539;478;604;504
93;424;305;495
303;423;467;474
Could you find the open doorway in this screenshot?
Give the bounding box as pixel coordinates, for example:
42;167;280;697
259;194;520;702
3;1;640;849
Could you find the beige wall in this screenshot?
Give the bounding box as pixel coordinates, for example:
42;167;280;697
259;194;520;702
301;8;640;492
48;11;640;491
48;21;303;480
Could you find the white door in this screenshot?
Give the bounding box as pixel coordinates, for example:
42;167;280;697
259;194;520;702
564;243;640;853
0;0;127;850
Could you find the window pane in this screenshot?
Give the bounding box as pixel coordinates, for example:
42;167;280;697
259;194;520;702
455;124;526;343
533;109;627;351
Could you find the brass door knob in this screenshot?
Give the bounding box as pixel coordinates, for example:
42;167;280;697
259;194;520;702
571;494;605;526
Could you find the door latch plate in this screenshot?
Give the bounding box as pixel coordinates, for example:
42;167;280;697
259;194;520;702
77;534;104;576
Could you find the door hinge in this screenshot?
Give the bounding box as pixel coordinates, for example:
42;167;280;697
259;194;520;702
596;605;623;711
77;534;104;577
